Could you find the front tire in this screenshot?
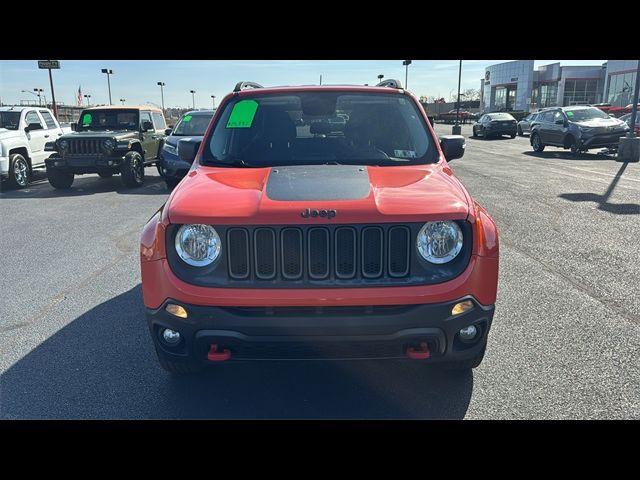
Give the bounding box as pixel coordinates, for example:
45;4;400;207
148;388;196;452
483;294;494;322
121;151;144;188
156;349;203;375
440;344;487;371
531;132;545;152
510;133;516;139
8;153;30;189
46;166;74;189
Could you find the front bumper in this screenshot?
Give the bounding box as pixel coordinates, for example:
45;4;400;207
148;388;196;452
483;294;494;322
158;152;191;181
46;154;125;173
0;156;8;177
580;133;626;149
147;296;494;363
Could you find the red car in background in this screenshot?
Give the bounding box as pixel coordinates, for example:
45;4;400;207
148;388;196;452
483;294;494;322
620;112;640;136
596;103;640;118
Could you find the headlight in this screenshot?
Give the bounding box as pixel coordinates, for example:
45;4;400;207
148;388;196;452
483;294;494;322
417;221;463;264
175;224;221;267
58;139;68;150
163;143;177;155
103;139;115;150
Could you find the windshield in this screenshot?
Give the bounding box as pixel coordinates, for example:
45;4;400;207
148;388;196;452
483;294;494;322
488;113;515;121
564;108;609;122
76;109;139;131
203;92;436;168
0;111;21;130
172;113;214;136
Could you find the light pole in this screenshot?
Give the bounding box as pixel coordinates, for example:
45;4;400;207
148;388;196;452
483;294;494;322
21;89;39;105
120;98;126;105
157;82;165;111
402;60;412;89
452;60;463;135
211;95;216;109
34;88;44;106
101;68;113;105
190;90;196;110
84;94;91;107
377;74;384;84
617;59;640;163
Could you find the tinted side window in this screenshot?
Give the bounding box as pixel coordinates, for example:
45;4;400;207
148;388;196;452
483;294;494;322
39;110;57;129
553;111;564;123
140;111;152;127
152;112;166;129
25;111;43;128
541;112;555;123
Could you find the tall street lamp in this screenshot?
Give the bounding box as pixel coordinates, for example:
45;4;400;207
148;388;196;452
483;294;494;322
157;82;165;111
211;95;216;109
190;90;196;110
84;94;91;106
452;60;463;135
101;68;113;105
402;60;412;89
21;89;39;105
34;88;44;106
377;74;384;84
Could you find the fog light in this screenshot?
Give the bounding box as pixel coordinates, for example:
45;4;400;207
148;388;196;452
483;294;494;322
161;328;181;345
166;303;188;318
451;300;473;316
459;325;478;342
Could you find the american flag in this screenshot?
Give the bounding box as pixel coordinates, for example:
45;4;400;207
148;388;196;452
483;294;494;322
77;85;82;106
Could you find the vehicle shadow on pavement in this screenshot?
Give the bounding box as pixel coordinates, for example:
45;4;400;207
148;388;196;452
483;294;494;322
1;286;474;419
523;151;613;161
0;171;169;197
558;162;640;215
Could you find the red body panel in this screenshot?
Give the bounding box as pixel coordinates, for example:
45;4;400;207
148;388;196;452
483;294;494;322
140;85;499;312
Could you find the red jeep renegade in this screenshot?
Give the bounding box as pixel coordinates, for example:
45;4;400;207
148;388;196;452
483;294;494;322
140;80;499;374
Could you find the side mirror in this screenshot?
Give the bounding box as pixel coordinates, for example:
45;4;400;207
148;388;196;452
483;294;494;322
141;120;154;132
70;122;78;131
440;135;465;161
24;122;42;132
178;138;202;163
164;128;173;136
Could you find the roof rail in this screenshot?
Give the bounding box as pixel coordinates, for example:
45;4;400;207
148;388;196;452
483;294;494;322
376;79;403;89
233;81;264;92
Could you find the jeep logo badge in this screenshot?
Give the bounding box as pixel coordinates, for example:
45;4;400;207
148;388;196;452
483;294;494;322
301;208;337;219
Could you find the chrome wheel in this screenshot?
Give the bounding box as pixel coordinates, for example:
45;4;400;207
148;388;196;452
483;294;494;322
14;158;28;186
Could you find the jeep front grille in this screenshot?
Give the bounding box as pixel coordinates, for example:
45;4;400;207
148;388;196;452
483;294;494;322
226;225;411;282
65;139;103;155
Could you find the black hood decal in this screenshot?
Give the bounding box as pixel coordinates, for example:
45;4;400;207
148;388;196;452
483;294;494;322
265;165;371;201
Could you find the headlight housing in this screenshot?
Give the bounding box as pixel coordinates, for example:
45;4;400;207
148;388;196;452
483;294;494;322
417;221;463;264
58;139;68;150
163;143;177;155
103;139;115;150
175;224;221;267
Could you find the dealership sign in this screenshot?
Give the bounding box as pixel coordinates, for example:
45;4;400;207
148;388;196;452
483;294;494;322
38;60;60;69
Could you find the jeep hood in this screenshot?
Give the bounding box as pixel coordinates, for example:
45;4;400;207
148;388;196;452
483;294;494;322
167;163;470;225
60;130;139;140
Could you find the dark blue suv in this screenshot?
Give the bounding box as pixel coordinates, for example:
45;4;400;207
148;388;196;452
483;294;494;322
158;109;215;188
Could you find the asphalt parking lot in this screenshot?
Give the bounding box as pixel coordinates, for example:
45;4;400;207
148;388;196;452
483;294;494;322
1;123;639;419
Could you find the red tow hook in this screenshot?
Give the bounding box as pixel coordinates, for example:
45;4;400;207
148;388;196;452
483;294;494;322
207;344;231;362
405;342;431;360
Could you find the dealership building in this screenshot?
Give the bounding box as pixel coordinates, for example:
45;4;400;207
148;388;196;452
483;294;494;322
480;60;638;113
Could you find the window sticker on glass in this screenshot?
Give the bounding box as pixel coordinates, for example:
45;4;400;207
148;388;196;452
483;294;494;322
182;115;193;123
566;111;574;117
226;100;259;128
82;113;92;125
394;149;417;158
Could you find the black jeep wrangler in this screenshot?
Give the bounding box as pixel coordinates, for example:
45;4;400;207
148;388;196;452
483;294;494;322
45;106;167;189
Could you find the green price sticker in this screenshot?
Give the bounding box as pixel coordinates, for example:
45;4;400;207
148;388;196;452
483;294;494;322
226;100;259;128
566;111;574;117
182;115;193;123
82;113;92;125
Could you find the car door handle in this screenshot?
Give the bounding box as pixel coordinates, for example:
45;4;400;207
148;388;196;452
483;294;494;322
44;134;50;138
57;133;62;136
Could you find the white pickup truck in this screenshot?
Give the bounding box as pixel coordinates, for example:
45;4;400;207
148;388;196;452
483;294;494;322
0;106;72;188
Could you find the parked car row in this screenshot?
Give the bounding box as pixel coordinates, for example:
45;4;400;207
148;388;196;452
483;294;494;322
471;106;632;156
1;104;216;191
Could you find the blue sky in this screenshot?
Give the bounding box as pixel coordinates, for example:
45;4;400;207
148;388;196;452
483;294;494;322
0;60;606;108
